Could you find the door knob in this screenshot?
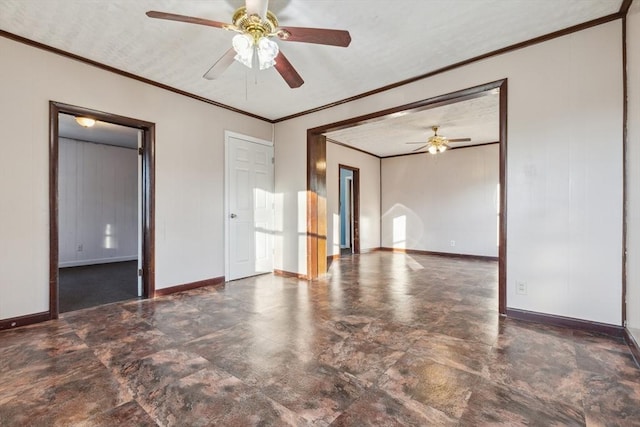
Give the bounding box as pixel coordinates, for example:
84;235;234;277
230;213;237;218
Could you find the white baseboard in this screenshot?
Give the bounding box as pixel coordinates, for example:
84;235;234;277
59;255;138;268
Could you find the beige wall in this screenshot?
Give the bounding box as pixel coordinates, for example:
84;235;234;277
274;21;624;325
0;36;272;320
626;1;640;340
381;144;499;257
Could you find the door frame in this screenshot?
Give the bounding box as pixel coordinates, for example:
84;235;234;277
339;164;360;254
224;130;274;281
307;79;507;315
49;101;155;318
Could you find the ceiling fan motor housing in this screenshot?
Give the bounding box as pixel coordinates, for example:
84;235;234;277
231;7;279;43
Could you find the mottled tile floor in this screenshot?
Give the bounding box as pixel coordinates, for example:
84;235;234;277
1;253;639;426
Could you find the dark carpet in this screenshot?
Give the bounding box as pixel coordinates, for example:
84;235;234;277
340;247;353;255
59;261;139;313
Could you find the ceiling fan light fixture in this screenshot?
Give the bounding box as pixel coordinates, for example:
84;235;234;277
232;33;254;68
257;37;279;70
428;145;438;155
438;144;447;153
232;34;279;70
75;117;96;128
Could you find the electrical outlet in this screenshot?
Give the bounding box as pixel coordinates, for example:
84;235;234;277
450;240;456;247
516;281;527;295
77;244;83;252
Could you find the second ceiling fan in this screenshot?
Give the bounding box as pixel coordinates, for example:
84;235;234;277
406;126;471;154
146;0;352;88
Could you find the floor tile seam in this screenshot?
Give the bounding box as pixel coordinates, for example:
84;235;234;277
174;365;315;425
0;323;76;347
406;330;495;348
483;373;588;412
370;380;461;424
14;363;137;409
189;355;269;387
385;349;488;386
61;299;137;319
79;355;144;409
378;366;476;425
181;299;251;317
180;324;241;346
188;294;286;316
114;361;229;415
576;366;640;385
250;387;323;426
488;335;580;360
399;352;493;380
576;354;640;381
354;349;410;391
84;400;160;426
4;348;102;387
129;394;165;426
573;339;636;356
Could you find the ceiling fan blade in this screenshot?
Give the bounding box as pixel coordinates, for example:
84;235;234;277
146;11;229;29
448;138;472;142
203;48;236;80
412;145;428;152
277;26;351;47
274;51;304;88
245;0;268;18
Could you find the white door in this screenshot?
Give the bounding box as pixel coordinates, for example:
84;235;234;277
225;132;274;281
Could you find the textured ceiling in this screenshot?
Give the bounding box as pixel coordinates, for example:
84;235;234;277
0;0;622;121
59;113;139;149
325;91;500;157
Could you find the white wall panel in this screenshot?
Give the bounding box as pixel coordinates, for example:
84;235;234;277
58;138;137;267
326;142;380;256
626;2;640;340
381;144;499;256
275;21;623;325
0;36;271;320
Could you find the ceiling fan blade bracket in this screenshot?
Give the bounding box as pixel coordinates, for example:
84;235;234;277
275;29;291;40
223;24;242;33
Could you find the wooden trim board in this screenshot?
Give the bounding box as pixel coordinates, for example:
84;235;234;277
506;308;624;337
0;312;52;331
155;276;225;297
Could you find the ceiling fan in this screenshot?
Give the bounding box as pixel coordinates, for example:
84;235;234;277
146;0;352;88
406;126;471;154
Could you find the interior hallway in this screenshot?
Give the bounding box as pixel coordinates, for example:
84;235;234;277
0;252;638;425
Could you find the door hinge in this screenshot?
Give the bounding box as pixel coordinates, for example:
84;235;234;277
138;147;143;155
272;157;274;164
138;268;143;277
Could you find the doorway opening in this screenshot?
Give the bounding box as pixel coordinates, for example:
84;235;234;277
339;165;360;255
49;102;155;317
307;79;507;314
